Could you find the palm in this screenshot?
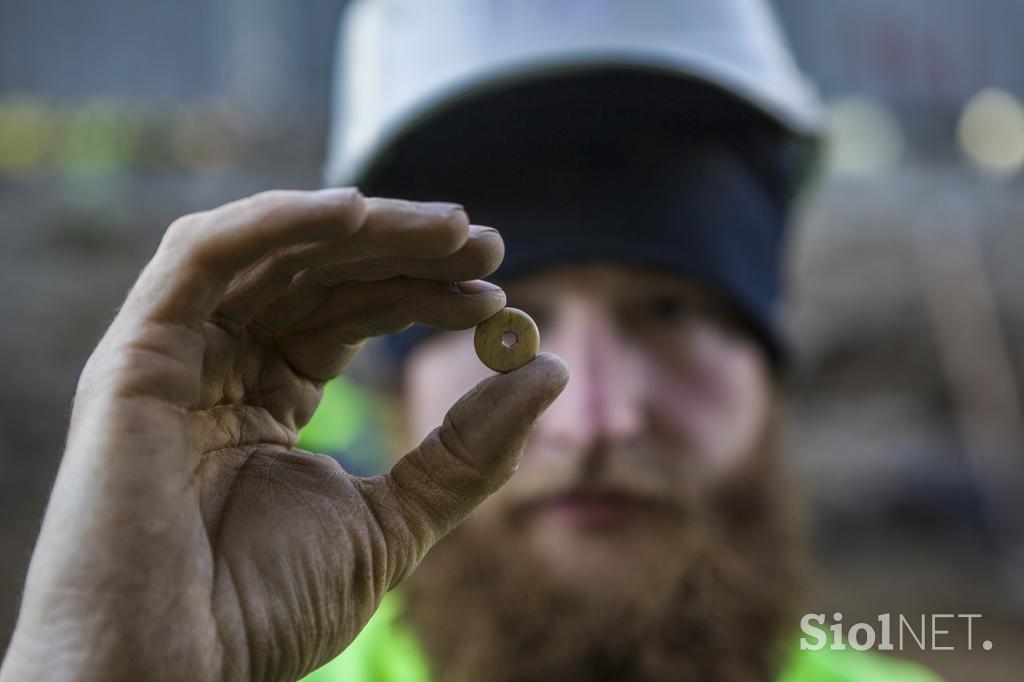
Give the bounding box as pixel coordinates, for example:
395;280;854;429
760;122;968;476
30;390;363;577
178;318;393;679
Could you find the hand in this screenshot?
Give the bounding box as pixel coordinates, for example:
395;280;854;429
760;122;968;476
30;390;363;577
0;189;568;682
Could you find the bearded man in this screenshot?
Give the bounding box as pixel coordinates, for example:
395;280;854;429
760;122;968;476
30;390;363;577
300;1;940;681
1;1;940;681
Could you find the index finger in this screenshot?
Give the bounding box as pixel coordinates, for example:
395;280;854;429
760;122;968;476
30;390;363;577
119;189;475;331
122;188;368;327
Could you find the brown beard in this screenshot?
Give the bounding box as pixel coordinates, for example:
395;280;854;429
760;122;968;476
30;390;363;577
399;408;806;682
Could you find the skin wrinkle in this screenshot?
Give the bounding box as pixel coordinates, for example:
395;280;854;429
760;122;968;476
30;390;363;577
352;477;403;593
257;270;342;331
250;357;322;403
217;252;290;326
221;318;254;401
160;193;368;322
107;319;206;364
270;278;503;382
192;405;296;452
393;439;469;531
220;453;362;681
102;343;200;400
274;491;333;678
216;408;244;450
259;244;494;334
214;617;245;682
251;360;317;431
214;554;252;681
378;474;434;591
192;452;238;538
230;193;353;250
220;456;314;680
439;412;501;488
268;335;351;385
203;450;252;555
320;259;397;286
75;391;192;421
306;228;501;287
370;205;469;258
304;280;421;337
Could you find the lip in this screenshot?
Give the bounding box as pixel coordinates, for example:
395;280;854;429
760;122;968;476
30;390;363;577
519;489;669;527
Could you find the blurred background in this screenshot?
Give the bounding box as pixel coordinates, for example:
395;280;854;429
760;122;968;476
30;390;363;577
1;1;1023;679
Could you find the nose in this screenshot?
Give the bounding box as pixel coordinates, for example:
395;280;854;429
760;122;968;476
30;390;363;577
536;300;644;454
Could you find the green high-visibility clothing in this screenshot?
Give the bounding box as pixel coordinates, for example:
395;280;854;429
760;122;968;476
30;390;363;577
301;593;942;682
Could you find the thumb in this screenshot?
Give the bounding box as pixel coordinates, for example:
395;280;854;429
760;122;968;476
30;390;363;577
368;352;568;587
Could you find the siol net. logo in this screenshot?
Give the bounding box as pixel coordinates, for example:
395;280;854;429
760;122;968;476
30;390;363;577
800;612;992;652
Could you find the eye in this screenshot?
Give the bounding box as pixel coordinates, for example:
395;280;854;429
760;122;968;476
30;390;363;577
622;294;694;330
614;294;690;332
644;294;690;323
621;292;741;335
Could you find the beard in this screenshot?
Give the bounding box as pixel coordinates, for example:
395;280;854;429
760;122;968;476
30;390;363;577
398;408;806;682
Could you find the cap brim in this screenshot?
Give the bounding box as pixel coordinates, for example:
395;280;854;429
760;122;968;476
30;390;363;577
326;50;823;188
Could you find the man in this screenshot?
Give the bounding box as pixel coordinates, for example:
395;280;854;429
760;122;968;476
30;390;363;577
0;2;938;682
305;1;941;680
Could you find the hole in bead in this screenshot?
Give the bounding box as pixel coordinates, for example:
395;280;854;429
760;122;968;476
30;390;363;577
501;331;518;348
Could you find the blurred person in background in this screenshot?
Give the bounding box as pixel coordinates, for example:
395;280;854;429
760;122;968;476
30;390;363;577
0;1;945;682
303;1;941;681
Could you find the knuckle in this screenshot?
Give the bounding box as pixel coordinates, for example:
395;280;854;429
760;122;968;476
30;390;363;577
160;209;228;277
432;210;470;255
159;212;210;263
328;186;368;236
245;187;368;235
237;189;293;224
164;211;204;244
247;188;293;209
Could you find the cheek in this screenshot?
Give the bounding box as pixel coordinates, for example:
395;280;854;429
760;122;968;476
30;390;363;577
709;351;769;470
403;330;493;446
647;334;769;479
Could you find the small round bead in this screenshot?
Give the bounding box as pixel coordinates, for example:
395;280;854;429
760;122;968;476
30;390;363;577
473;307;539;373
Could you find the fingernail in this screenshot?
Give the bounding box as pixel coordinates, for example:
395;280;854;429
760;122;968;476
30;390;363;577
317;187;362;200
457;279;502;295
422;202;466;217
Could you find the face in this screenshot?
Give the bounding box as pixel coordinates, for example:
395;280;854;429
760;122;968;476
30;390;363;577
402;263;772;589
